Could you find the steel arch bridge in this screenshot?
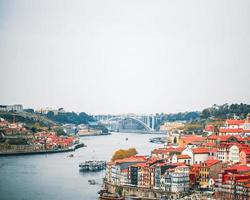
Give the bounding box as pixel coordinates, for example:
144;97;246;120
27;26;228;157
106;116;153;133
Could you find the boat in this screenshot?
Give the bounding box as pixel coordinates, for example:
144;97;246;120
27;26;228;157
68;154;74;157
79;160;106;171
88;179;97;185
99;193;124;200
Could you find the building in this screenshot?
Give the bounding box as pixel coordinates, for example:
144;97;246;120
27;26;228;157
179;135;206;148
239;148;250;164
215;165;250;199
160;121;185;132
164;165;189;193
199;159;222;189
182;147;209;165
0;104;23;112
204;124;215;136
228;144;249;163
171;154;191;165
110;156;147;185
219;115;250;136
151;147;183;159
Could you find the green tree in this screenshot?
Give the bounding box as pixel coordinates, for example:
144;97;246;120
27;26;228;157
173;136;177;144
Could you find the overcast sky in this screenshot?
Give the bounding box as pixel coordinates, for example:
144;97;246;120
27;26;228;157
0;0;250;114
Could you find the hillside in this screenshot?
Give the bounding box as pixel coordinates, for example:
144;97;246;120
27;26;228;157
0;111;57;127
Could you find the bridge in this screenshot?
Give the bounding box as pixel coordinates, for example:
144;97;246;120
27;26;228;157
96;115;162;134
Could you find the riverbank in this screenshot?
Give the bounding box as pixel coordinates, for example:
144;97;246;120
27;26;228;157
103;182;215;200
78;132;111;137
0;143;85;156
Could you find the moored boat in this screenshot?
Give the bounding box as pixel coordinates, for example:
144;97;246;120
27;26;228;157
79;160;106;171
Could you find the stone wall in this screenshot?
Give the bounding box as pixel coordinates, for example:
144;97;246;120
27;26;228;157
104;181;186;200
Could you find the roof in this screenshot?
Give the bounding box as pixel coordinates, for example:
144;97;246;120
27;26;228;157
201;159;221;167
207;134;243;142
202;142;217;147
114;156;147;164
181;135;206;143
240;148;250;155
177;154;191;159
226;119;245;125
192;147;209;154
151;147;183;154
132;162;149;168
225;165;250;172
219;128;245;133
204;125;214;132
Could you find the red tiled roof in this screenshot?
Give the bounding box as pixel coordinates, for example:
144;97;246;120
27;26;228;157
192;147;209;154
225;165;250;172
115;156;147;164
152;147;183;154
202;142;217;147
177;154;191;159
240;148;250;155
219;128;245;133
226;119;245;125
207;134;243;142
202;159;220;167
181;135;206;142
204;125;214;132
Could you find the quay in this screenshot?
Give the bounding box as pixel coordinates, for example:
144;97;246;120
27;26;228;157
0;143;85;156
103;181;189;200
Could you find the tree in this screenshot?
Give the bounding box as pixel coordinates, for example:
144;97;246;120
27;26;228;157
111;148;138;161
47;111;54;118
173;136;177;144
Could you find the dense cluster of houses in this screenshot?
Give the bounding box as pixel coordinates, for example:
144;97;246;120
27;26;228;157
0;118;79;152
105;114;250;198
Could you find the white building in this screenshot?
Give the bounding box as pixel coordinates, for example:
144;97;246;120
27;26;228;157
182;147;209;165
0;104;23;112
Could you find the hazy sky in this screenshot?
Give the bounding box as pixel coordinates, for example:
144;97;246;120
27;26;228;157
1;0;250;114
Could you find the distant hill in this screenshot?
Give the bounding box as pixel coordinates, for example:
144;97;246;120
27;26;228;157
201;103;250;119
45;111;95;125
0;111;57;126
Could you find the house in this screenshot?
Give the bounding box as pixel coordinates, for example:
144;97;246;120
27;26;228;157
171;154;191;165
219;115;250;136
182;147;209;165
179;135;206;148
206;134;243;144
204;124;215;136
239;148;250;164
153;162;175;189
189;164;201;188
151;147;183;159
199;159;222;189
228;144;249;163
110;156;147;185
164;165;189;193
215;165;250;199
120;169;129;185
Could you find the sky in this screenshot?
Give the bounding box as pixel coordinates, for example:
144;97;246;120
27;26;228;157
0;0;250;115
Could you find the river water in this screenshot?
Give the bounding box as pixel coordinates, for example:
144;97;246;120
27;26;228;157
0;132;164;200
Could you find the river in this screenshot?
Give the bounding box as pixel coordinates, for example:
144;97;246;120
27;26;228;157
0;132;165;200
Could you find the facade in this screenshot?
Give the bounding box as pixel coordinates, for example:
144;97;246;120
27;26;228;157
199;159;222;189
164;165;189;193
182;147;209;165
0;104;23;112
239;149;250;164
171;154;191;165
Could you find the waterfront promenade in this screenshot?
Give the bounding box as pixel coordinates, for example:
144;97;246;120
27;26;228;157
0;143;85;156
